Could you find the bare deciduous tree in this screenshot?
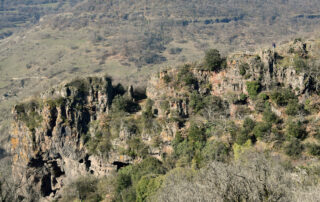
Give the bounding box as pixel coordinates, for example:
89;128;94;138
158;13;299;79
152;153;320;202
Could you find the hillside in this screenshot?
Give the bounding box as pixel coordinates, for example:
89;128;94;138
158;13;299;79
0;0;82;39
2;0;320;157
2;0;320;136
3;38;320;201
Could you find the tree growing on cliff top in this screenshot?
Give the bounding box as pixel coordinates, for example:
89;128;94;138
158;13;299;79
204;49;225;72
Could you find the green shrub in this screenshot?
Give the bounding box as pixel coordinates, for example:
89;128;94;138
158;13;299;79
304;99;314;113
151;135;162;147
116;172;132;193
258;93;269;100
253;122;272;139
270;88;295;106
126;138;149;158
96;137;112;156
243;117;256;132
227;121;239;141
285;121;307;140
236;131;252;145
190;151;204;169
46;97;66;108
202;141;229;162
86;131;112;157
173;132;184;149
128;157;166;184
244;74;252;79
306;144;320;156
203;95;227;112
114;186;136;202
262;108;279;124
254;99;269;112
163;74;171;83
112;95;129;112
173;124;208;166
293;57;308;72
183;73;197;86
188;124;206;145
285;100;301;116
238;93;248;104
112;95;140;113
15;101;43;132
140;99;157;130
115;157;166;201
143;99;154;118
233;140;252;160
288;47;295;54
204;49;226;72
189;92;204;113
246;81;261;98
25;111;43;132
136;175;163;202
239;63;249;76
236;118;256;144
66;78;90;97
174;139;193;163
284;139;303;157
178;66;197;86
294;38;302;43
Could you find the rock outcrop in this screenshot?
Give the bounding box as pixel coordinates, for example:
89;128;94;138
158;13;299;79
10;39;320;201
10;77;123;200
147;40;318;119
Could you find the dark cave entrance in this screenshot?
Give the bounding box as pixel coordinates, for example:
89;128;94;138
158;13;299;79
112;161;129;171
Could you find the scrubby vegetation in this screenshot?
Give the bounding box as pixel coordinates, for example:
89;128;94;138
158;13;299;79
58;153;320;202
246;81;261;98
270;88;296;106
112;95;140;113
14;100;43;132
7;38;320;202
177;65;197;87
53;57;320;201
153;153;320;202
203;49;226;72
239;63;249;76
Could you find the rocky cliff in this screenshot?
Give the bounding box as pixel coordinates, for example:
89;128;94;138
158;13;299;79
11;77;119;200
147;39;318;120
10;74;180;201
10;39;320;201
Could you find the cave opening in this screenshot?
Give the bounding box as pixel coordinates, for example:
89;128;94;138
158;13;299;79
112;161;129;171
28;156;45;168
50;161;65;177
84;155;91;171
41;174;52;197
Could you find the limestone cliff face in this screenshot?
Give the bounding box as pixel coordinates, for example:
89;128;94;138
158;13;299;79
10;77;122;200
146;41;316;119
10;40;319;201
10;75;179;201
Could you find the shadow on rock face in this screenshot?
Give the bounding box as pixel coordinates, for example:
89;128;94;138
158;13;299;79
0;147;7;160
